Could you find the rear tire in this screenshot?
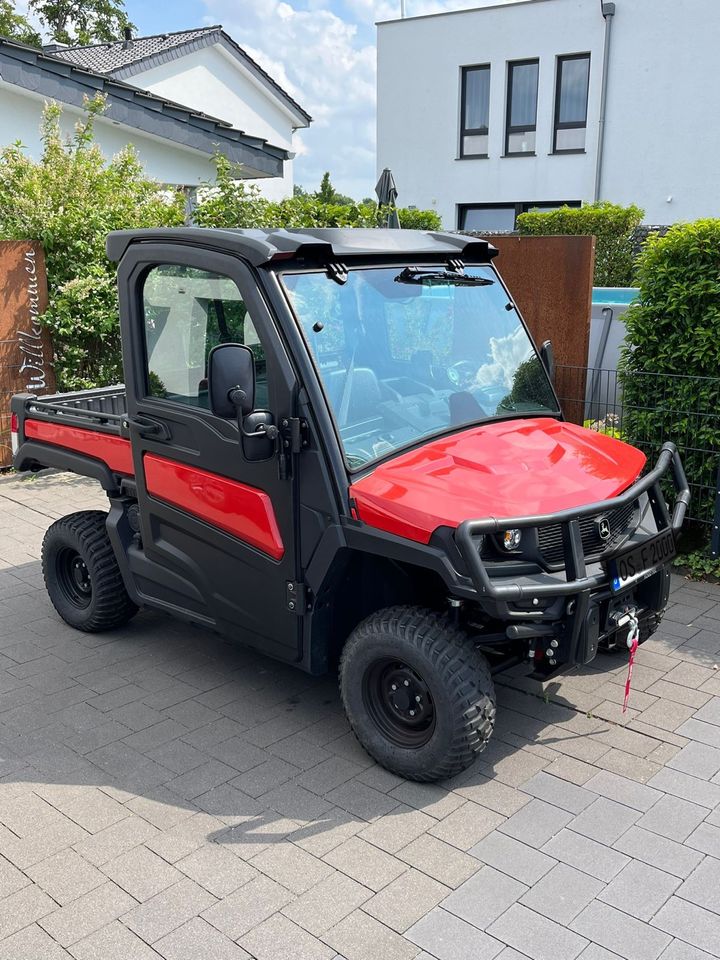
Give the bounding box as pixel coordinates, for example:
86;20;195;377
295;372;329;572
339;606;495;782
42;510;138;632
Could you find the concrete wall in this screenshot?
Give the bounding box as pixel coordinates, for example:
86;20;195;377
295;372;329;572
131;45;297;200
377;0;720;227
0;81;218;187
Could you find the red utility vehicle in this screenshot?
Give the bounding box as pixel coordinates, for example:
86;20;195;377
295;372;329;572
11;229;689;781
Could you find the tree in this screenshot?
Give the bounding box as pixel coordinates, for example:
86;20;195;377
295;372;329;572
316;171;336;204
0;95;184;389
0;0;41;45
28;0;134;45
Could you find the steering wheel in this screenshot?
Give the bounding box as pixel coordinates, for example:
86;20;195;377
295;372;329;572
447;361;477;389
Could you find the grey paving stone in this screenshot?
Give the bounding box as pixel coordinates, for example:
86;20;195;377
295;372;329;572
201;874;293;941
298;757;367;796
102;844;183;901
68;920;163;959
470;831;556;885
685;821;720;858
676;718;720;748
38;880;137;947
364;868;449;933
667;741;720;780
567;797;640;846
326;780;402;822
657;940;717;960
497;798;572;849
488;902;588;960
388;781;466;820
520;862;603;925
598;859;680;921
175;843;256;897
676;855;720;914
398;835;481;889
542;829;629;882
519;772;595;815
635;795;707;843
123;878;215;944
0;923;70;960
408;906;504;960
692;696;720;726
326;908;420;960
26;849;104;905
570;900;671;960
451;775;530;817
651;896;720;955
240;913;334;960
584;771;661;812
358;804;435;854
323;837;406;892
251;840;332;894
153;918;249;959
647;766;720;809
429;801;506;851
282;872;372;936
442;865;527;930
0;884;57;940
614;826;703;879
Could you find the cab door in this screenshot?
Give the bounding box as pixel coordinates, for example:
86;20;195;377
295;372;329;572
118;243;301;662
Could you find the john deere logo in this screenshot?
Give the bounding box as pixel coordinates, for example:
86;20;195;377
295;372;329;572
596;516;611;541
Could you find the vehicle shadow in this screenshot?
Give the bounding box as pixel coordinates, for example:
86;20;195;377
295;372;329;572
0;557;709;859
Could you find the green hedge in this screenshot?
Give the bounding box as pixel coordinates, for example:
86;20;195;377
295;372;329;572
194;155;442;231
620;219;720;528
517;201;644;286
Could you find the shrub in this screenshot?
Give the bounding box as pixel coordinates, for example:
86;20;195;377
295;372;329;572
0;96;184;389
516;201;644;286
194;156;441;231
619;219;720;528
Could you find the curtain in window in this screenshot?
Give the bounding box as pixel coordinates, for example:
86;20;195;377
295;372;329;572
465;67;490;130
510;62;539;127
558;57;590;123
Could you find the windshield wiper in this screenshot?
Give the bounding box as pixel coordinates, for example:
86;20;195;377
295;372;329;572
394;267;494;286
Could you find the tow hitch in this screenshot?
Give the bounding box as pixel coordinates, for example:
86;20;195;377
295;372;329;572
611;608;640;713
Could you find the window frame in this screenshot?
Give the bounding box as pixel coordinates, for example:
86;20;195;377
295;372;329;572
504;58;540;157
457;200;582;232
459;63;491;159
553;52;591;154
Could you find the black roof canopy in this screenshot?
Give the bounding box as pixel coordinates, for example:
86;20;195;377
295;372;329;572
106;227;498;266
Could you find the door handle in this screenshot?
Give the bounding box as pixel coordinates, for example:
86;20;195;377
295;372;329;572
123;416;171;441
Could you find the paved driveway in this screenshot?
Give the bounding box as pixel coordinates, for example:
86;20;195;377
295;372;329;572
1;471;720;960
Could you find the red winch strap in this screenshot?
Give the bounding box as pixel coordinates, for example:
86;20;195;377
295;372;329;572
622;617;640;714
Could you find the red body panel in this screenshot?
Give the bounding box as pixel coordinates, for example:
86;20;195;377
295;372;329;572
350;418;647;544
143;454;285;560
24;419;134;476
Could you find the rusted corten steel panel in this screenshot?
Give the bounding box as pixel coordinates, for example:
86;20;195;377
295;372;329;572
0;242;55;467
489;235;595;425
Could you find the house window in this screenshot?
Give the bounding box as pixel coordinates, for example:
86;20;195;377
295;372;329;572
458;200;581;232
505;59;539;155
460;65;490;158
554;54;590;152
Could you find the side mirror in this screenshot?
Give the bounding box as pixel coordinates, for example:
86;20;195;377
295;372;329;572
540;340;555;383
208;343;255;419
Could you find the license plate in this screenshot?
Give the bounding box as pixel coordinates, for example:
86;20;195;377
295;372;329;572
604;529;676;593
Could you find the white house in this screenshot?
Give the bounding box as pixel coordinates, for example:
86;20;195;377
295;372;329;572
377;0;720;229
0;27;310;196
51;26;311;199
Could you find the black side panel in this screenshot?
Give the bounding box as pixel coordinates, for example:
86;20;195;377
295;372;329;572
14;441;120;492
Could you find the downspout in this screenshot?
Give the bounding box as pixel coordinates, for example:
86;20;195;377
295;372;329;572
593;1;616;201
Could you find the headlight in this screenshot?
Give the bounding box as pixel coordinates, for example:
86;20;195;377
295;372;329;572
501;529;522;551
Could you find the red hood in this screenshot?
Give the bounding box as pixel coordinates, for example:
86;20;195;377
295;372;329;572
349;418;646;543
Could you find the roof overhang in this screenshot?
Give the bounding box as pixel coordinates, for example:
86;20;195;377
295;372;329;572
0;38;289;178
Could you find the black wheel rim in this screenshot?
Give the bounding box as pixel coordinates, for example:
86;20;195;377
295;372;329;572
362;658;436;748
55;548;93;609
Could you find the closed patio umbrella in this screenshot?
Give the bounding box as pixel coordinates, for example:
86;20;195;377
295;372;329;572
375;167;401;229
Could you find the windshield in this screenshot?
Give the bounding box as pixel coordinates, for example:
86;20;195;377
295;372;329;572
281;265;559;469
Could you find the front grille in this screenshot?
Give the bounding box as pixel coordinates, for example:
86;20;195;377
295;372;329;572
537;501;638;566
